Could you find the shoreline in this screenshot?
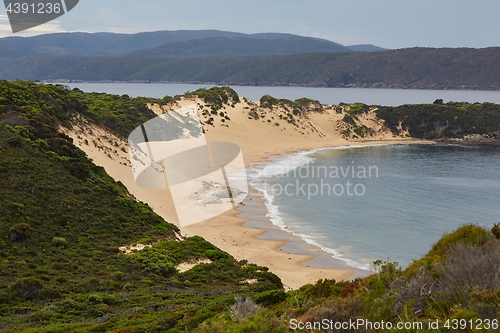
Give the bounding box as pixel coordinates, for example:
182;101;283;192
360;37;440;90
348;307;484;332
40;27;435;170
181;191;361;291
182;139;435;289
46;80;500;92
240;189;371;277
63;97;435;290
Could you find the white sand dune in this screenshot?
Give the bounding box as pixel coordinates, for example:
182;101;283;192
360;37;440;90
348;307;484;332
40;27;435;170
62;96;426;290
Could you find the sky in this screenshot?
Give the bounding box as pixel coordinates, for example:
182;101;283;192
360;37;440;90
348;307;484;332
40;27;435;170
0;0;499;49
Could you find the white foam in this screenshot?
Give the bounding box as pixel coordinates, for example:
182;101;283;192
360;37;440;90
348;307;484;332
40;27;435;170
246;145;389;271
247;150;315;179
248;143;391;180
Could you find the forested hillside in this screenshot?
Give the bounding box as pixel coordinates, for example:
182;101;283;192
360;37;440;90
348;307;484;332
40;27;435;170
0;82;284;332
1;47;499;90
375;99;500;140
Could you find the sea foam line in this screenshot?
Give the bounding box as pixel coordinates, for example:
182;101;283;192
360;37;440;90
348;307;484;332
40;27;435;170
246;144;390;271
257;185;371;271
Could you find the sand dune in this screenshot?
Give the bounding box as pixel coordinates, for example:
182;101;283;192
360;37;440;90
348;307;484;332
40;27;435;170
62;96;425;290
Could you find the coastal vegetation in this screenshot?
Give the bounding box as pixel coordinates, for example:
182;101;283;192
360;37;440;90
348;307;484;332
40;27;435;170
67;89;171;138
376;100;500;139
1;81;500;331
189;86;240;111
197;224;500;333
0;81;282;332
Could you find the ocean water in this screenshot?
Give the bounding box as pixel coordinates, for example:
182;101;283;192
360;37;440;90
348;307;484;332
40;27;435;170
247;144;500;269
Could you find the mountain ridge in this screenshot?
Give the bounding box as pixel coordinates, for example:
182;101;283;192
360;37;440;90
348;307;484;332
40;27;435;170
0;29;382;56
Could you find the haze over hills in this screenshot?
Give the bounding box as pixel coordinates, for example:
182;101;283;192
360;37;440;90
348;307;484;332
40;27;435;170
126;35;352;57
0;30;384;56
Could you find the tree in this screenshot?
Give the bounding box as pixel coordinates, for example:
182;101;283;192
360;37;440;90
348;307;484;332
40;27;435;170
9;223;31;242
491;223;500;240
9;277;43;300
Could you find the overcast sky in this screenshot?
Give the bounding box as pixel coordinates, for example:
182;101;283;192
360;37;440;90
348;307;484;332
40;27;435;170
1;0;499;49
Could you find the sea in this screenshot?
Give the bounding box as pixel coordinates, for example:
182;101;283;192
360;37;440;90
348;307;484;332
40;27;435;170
245;144;500;270
63;83;500;270
63;82;500;106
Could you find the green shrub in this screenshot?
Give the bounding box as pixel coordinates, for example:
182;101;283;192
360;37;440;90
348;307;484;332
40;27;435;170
102;294;117;305
491;223;500;240
42;304;61;313
429;224;492;257
122;283;134;291
9;223;31;242
129;247;176;277
451;308;480;320
113;271;125;281
29;308;61;323
9;277;43;300
405;224;493;276
87;294;103;304
299;278;344;299
34;288;62;301
203;249;229;261
192;86;239;111
253;290;287;306
52;237;68;248
60;298;77;310
342;114;357;126
255;271;283;289
259;94;282;108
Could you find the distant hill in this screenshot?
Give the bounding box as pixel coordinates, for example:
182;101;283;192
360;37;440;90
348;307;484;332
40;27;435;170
0;30;369;56
346;44;387;52
127;35;351;57
0;32;125;56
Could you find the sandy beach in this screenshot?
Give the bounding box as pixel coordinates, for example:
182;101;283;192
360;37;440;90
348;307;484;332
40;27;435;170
63;96;431;290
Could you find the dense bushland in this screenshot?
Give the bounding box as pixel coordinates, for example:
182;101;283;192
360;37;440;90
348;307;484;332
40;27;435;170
0;81;281;332
376;100;500;138
199;225;500;332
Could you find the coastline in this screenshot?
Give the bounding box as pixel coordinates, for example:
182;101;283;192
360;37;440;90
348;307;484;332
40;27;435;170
63;97;434;290
181;138;435;290
182;188;361;291
47;80;500;92
182;138;435;289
